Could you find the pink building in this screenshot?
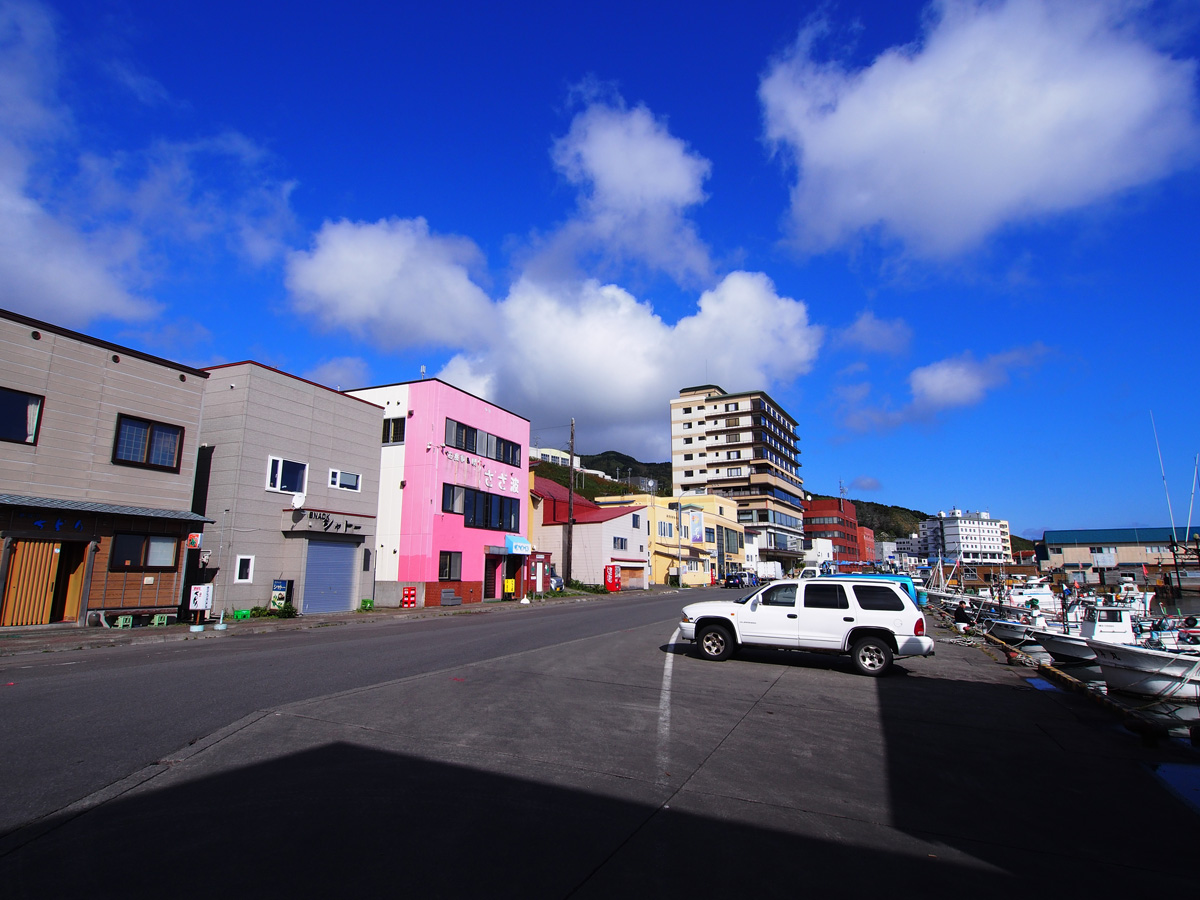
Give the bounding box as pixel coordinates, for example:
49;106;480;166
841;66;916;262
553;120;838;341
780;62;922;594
348;379;531;607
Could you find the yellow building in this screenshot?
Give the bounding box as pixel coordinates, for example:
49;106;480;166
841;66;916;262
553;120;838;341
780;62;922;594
595;492;745;587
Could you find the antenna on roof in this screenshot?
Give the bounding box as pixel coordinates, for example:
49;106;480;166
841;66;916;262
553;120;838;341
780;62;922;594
420;365;426;379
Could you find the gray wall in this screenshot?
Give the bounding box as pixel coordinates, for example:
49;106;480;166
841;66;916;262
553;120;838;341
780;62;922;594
199;363;381;613
0;315;206;509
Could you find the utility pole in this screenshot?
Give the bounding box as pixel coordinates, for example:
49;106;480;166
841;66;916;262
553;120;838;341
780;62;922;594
565;418;574;585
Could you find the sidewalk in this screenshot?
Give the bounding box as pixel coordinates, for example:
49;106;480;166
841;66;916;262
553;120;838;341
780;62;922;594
0;587;681;657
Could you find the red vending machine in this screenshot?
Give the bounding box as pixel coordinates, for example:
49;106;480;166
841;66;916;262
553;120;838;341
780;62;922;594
603;565;621;592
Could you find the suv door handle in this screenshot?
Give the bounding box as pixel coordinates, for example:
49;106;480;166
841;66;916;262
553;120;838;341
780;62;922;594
843;617;854;622
787;613;797;619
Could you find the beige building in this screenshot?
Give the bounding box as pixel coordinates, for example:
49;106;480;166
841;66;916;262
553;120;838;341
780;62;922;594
670;385;805;572
596;492;744;587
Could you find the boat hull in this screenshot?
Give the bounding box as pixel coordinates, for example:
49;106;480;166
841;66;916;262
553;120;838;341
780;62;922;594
1031;630;1096;663
1087;641;1200;700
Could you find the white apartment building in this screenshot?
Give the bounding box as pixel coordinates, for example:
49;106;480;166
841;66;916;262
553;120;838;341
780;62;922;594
919;509;1012;564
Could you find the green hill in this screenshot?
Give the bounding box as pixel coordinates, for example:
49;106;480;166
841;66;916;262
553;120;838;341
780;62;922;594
565;451;1034;551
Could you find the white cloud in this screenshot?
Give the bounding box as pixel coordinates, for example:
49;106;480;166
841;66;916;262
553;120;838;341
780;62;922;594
0;0;295;328
431;271;823;459
837;310;913;355
761;0;1200;256
840;343;1047;431
0;0;157;325
286;95;821;460
538;98;713;282
850;476;882;492
286;217;496;350
303;357;372;391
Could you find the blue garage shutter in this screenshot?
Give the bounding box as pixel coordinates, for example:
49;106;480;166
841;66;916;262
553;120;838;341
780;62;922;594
303;539;357;614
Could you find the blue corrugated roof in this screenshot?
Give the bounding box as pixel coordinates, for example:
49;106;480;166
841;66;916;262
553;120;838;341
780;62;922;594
1042;527;1187;544
0;494;212;523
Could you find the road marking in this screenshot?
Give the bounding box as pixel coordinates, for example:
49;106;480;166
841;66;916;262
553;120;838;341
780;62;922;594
656;627;680;783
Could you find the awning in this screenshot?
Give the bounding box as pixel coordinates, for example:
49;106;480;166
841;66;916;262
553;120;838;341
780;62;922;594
505;535;532;555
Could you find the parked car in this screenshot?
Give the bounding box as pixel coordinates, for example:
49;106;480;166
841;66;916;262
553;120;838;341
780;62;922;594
548;565;564;592
678;577;934;676
722;572;746;588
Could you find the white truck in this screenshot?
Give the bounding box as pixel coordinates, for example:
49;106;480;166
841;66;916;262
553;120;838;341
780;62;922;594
756;561;783;581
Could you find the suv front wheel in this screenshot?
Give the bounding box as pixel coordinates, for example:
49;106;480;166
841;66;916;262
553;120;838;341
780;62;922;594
850;636;893;677
697;623;735;661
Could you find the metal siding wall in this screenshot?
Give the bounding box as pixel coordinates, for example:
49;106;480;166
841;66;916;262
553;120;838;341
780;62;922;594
302;539;356;613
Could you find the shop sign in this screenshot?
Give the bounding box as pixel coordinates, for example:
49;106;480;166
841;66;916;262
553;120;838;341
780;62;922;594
505;535;532;555
189;584;213;610
284;510;370;534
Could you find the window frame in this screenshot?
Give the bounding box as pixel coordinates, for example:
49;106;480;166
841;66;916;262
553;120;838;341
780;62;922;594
382;417;406;444
108;533;180;572
438;550;462;581
111;413;184;473
235;555;255;583
266;456;308;494
613;536;628;550
804;583;849;609
328;468;362;492
0;385;45;446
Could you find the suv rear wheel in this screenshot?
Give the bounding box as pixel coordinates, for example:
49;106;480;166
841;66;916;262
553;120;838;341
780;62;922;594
697;623;735;661
850;636;893;677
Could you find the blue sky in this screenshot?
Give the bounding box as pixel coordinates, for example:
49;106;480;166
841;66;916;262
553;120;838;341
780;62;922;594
3;0;1200;539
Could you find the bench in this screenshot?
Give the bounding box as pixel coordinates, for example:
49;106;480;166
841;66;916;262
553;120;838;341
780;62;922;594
440;589;462;607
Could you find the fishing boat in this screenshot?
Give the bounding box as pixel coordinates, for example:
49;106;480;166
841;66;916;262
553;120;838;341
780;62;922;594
984;612;1055;645
1029;603;1135;663
1086;640;1200;700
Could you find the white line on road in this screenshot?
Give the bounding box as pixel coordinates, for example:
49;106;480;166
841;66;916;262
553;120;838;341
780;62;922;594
656;627;681;784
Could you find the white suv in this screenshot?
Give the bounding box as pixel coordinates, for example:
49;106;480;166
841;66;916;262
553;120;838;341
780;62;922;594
678;577;934;676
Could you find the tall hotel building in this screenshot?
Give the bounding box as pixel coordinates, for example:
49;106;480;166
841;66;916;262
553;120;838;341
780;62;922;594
670;385;805;570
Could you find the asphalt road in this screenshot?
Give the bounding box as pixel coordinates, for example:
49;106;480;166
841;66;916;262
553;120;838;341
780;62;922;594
0;590;693;836
2;589;1198;898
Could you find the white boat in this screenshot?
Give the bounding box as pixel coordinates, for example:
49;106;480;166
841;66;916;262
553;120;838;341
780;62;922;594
1086;640;1200;700
985;614;1056;645
1029;603;1136;664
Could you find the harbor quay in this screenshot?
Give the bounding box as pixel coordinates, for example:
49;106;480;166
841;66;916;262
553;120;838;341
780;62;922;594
1;596;1197;898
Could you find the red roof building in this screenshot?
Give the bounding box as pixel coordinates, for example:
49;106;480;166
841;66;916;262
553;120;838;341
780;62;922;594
530;477;647;589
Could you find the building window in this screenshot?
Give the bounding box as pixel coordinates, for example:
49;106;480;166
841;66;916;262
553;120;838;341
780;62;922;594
235;555;254;583
445;418;522;466
725;402;738;411
726;417;740;427
614;536;628;550
683;437;692;445
683;453;693;461
112;414;183;472
383;417;406;444
267;456;308;493
632;514;640;529
108;533;178;572
438;551;462;581
443;483;520;532
705;527;716;543
727;467;742;477
684;470;694;477
329;469;362;491
0;386;44;445
728;451;741;459
683;422;691;429
659;521;674;538
682;407;692;414
727;433;741;443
